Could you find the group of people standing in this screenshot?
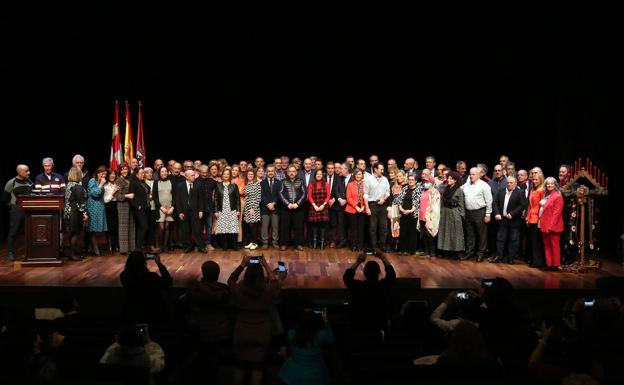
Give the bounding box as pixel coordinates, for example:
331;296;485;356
3;153;570;269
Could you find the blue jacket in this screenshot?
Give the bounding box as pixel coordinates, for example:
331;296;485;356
260;178;281;215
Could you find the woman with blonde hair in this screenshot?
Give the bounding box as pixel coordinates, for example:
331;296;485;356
64;167;88;260
539;177;564;270
526;167;545;268
243;168;261;250
387;168;405;248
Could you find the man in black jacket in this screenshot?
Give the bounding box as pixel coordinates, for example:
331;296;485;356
279;166;306;251
175;170;206;253
489;176;527;264
196;165;216;250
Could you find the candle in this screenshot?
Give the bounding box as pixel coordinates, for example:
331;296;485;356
590;161;593;178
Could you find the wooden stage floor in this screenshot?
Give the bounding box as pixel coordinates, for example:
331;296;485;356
1;248;621;289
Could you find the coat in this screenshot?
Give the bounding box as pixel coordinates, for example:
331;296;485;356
437;187;465;251
539;191;564;233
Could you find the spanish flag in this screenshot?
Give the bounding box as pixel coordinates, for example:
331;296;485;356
123;101;134;163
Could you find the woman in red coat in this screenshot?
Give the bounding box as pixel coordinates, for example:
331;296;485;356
538;177;564;270
307;169;330;249
346;169;370;251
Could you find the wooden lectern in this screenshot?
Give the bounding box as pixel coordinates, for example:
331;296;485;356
17;195;64;265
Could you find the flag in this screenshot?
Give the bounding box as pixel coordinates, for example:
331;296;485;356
136;101;146;168
123;101;134;162
109;101;123;170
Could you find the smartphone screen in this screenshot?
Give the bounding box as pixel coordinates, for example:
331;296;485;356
456;292;469;300
482;279;494;288
249;257;260;264
278;262;286;272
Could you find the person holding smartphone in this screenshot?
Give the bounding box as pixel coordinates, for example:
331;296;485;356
120;251;172;324
342;251;396;332
278;308;335;385
430;290;482;334
228;255;285;385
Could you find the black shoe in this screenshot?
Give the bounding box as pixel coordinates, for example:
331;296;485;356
336;241;347;248
476;256;484;262
184;247;194;253
488;256;502;263
197;247;207;253
460;255;472;261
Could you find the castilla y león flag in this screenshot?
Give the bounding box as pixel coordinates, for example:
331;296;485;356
136;101;146;168
109;101;123;170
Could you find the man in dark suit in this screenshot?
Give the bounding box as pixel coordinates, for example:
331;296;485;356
297;158;314;246
327;162;346;248
260;164;281;249
489;176;527;264
175;170;206;253
196;165;217;250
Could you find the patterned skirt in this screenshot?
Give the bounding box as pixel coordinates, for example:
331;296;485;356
117;201;136;253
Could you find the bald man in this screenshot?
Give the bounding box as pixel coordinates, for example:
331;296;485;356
3;165;33;261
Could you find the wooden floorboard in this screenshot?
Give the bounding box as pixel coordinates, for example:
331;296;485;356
1;247;621;289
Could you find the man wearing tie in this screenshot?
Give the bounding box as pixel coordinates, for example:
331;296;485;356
490;176;527;264
175;170;206;253
260;165;281;249
327;162;347;248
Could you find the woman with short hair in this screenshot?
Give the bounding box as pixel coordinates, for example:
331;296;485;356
86;165;108;256
114;163;136;254
215;169;241;250
346;169;370;251
437;171;465;259
103;168;119;252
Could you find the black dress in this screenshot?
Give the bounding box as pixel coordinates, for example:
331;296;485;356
64;182;87;234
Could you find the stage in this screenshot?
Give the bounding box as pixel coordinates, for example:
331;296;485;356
1;248;621;289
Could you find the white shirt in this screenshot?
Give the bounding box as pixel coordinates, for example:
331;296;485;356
327;174;335;192
503;188;513;216
364;174;390;202
461;179;493;215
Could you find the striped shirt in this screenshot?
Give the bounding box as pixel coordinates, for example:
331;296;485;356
33;172;66;194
